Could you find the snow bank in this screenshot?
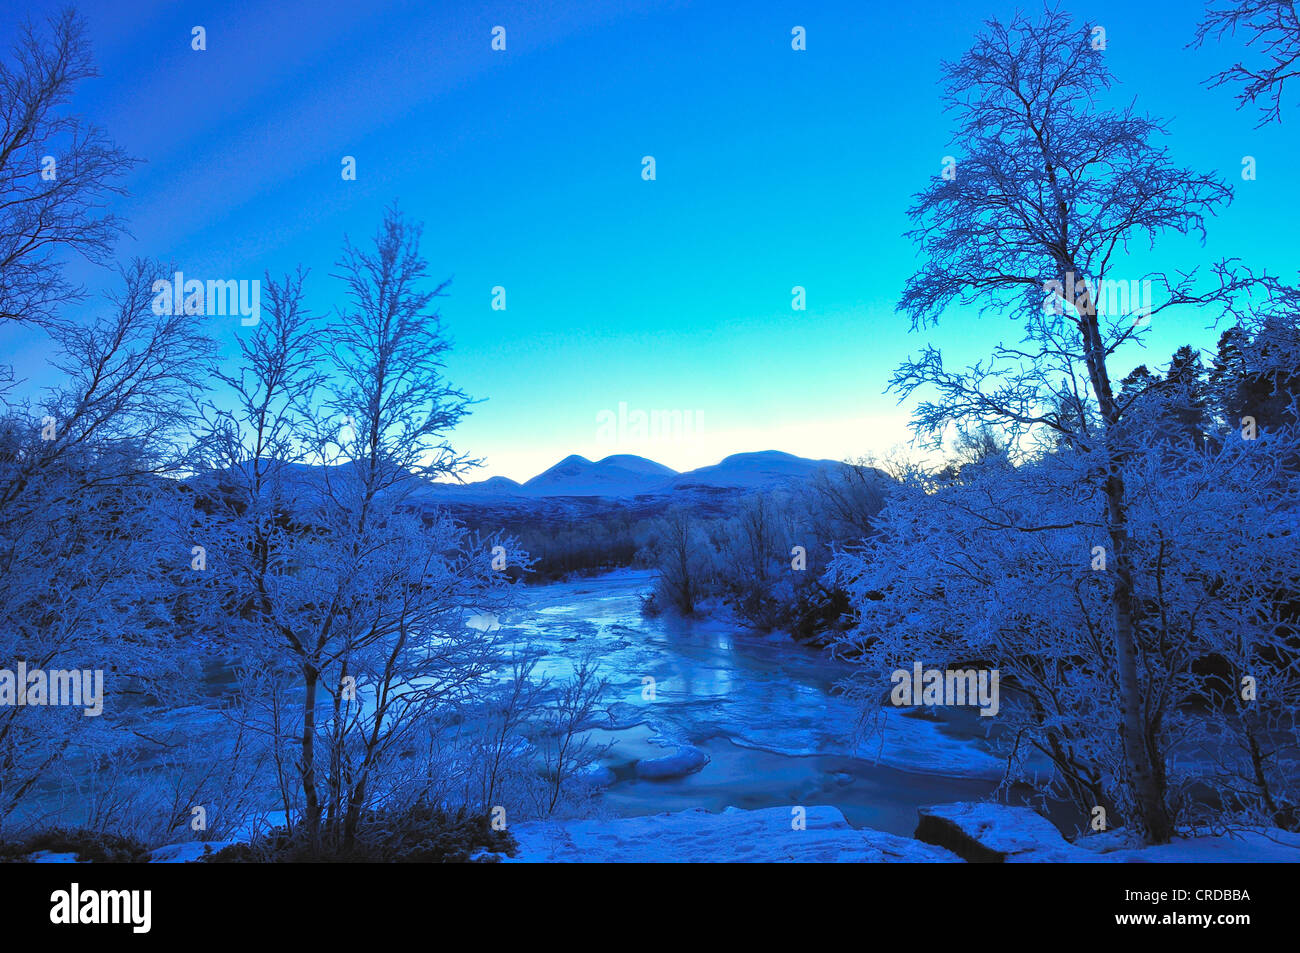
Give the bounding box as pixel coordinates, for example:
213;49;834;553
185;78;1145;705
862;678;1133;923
1075;827;1300;863
507;805;961;863
915;801;1300;863
111;802;1300;864
147;841;241;863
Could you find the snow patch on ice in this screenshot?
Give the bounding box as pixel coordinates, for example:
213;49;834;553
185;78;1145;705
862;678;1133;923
851;709;1005;780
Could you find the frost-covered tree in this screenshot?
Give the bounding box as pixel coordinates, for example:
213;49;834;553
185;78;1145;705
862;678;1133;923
0;261;211;828
1116;346;1215;451
711;495;788;628
1195;0;1300;125
0;9;138;328
831;419;1300;834
1232;308;1300;433
806;458;888;541
194;211;527;850
873;6;1261;843
648;505;709;615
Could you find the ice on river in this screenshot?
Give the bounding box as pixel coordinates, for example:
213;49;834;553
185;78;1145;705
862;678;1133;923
492;569;1009;835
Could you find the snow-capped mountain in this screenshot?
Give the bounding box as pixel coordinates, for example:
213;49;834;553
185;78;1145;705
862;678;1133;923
424;449;843;501
521;454;678;497
668;450;841;491
192;450;845;507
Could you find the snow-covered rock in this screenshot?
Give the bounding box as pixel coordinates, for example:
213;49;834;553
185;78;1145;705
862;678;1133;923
634;745;710;779
508;805;962;863
915;802;1089;862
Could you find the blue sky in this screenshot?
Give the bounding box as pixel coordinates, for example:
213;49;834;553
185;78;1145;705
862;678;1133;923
2;0;1295;481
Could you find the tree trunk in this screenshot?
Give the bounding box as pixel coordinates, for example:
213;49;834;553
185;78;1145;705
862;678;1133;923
1103;465;1174;843
1076;285;1174;844
342;778;367;853
300;664;322;844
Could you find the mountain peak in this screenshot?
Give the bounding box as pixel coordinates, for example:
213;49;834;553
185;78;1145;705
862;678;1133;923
718;450;798;464
554;454;593;467
522;452;673;496
594;454;678;476
670;449;840;490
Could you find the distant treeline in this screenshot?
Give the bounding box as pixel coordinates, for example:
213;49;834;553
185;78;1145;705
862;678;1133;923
637;464;887;642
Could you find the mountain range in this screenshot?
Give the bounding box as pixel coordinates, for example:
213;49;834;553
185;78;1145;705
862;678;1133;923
421;450;844;502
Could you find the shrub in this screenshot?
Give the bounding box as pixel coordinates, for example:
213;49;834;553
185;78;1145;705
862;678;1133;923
201;803;517;863
0;828;152;863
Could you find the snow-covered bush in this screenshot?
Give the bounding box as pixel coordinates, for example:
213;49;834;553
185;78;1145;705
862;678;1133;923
830;421;1300;834
0;261;212;832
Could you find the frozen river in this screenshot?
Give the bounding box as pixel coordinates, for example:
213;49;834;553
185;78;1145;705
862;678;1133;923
501;569;1010;837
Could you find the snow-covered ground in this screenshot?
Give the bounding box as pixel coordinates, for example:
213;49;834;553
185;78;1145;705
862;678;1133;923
911;801;1300;864
494;801;1300;864
505;805;961;863
99;801;1300;864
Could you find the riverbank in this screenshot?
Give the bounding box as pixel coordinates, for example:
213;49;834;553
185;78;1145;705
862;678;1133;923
123;801;1300;864
499;802;1300;863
